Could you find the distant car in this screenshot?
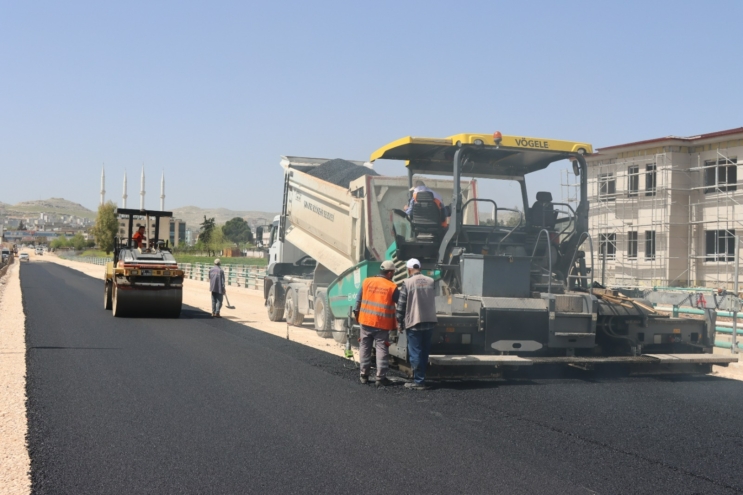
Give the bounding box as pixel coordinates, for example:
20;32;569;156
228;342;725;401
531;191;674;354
19;253;29;262
35;248;43;256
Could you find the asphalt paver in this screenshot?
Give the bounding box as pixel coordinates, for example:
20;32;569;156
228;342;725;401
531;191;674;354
23;262;743;494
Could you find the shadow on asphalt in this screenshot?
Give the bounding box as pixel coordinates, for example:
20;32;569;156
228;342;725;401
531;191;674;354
179;307;214;319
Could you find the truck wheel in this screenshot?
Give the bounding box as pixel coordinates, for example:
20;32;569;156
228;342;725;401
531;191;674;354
285;288;304;326
266;284;285;321
104;281;112;310
332;318;348;344
314;290;333;338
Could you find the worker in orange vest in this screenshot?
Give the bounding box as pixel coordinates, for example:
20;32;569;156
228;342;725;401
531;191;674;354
353;260;399;387
132;225;147;249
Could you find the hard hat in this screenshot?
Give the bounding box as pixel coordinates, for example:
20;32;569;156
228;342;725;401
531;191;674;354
409;180;426;191
406;258;421;269
214;258;221;265
380;260;396;271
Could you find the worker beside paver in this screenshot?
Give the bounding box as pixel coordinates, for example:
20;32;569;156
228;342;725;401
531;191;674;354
209;259;226;318
354;260;399;387
397;258;437;390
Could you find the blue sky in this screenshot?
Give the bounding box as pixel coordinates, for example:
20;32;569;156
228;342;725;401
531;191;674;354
1;0;741;213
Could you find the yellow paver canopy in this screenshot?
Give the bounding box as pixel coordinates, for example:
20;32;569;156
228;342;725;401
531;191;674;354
370;133;592;179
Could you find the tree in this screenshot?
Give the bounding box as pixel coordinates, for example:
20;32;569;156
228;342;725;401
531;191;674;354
222;217;253;245
207;227;229;257
200;216;216;245
18;221;26;231
90;201;119;254
70;233;87;251
50;235;69;249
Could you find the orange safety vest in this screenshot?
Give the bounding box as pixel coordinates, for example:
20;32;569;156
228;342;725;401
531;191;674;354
132;231;145;248
357;276;398;331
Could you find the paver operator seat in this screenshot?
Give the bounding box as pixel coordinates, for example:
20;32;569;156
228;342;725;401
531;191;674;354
410;191;445;235
529;191;557;230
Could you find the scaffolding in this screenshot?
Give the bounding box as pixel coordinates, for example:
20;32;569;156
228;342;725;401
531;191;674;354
688;149;742;288
583;153;682;287
581;145;742;289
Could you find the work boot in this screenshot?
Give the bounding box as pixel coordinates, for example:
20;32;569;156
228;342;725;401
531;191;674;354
215;313;221;318
359;375;369;384
404;382;429;390
375;377;392;388
211;313;215;317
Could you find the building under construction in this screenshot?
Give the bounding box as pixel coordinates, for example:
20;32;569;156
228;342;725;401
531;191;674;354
583;127;743;288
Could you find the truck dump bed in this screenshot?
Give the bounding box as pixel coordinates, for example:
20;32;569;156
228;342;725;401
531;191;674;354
280;156;476;275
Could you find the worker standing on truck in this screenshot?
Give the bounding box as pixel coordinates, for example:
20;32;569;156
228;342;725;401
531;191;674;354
397;258;437;390
209;259;226;318
132;225;147;249
354;260;399;387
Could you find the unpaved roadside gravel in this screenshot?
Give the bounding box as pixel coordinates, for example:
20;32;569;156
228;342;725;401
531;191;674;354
0;261;31;495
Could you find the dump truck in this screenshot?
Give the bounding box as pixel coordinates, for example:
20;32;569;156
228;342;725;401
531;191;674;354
264;156;476;343
370;132;738;374
104;208;184;317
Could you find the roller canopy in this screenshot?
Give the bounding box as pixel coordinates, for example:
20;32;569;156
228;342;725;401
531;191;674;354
370;133;592;179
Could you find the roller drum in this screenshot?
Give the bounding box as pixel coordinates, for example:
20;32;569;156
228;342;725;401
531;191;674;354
112;285;182;318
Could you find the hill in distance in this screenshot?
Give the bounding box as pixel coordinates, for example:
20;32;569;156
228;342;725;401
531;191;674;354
0;198;277;229
171;206;278;228
1;198;95;220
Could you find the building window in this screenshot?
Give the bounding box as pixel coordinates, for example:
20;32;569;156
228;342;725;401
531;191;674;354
703;158;737;194
627;166;639;197
599;173;616;201
599;233;616;259
705;230;736;262
645;164;656;196
645;231;656;260
627;231;638;259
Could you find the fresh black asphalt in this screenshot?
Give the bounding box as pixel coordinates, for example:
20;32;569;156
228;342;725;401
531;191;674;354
22;261;743;494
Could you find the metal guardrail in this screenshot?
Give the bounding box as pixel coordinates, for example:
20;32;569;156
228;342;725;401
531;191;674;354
178;263;265;291
60;256;266;291
61;256;111;266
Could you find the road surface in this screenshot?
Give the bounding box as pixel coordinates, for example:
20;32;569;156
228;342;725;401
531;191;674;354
23;262;743;494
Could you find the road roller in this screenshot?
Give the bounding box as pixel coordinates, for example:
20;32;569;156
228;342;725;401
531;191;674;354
104;208;184;317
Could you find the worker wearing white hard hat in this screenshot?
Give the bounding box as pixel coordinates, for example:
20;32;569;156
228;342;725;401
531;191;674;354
396;258;437;390
354;259;399;387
